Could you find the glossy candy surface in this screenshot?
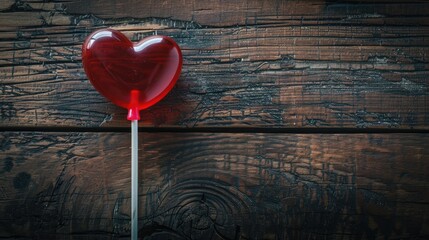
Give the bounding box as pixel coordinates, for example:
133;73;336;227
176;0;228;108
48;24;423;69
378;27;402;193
82;29;182;120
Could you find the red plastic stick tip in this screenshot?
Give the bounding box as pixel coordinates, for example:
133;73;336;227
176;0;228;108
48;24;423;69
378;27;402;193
127;107;140;121
127;90;141;121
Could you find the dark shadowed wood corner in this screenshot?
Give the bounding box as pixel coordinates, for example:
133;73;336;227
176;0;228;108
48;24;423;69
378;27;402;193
1;0;428;239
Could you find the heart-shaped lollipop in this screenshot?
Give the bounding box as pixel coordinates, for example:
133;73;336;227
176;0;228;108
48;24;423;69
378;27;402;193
82;28;182;120
82;28;182;240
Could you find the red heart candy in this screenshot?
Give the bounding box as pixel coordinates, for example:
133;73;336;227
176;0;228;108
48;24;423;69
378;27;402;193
82;29;182;120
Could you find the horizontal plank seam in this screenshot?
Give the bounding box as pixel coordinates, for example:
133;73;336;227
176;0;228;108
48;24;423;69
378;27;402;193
1;127;429;134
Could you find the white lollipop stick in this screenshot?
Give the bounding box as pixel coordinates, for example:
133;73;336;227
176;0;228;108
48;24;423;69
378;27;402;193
131;119;138;240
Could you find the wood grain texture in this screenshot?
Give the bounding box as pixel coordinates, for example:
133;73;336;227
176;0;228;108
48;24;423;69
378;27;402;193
1;132;428;239
0;0;428;129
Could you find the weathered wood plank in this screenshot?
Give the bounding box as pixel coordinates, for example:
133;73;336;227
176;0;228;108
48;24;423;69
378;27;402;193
0;0;429;129
63;0;429;27
0;132;428;239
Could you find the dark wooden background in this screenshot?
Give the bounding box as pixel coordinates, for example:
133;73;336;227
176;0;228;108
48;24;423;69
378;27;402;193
1;0;428;239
